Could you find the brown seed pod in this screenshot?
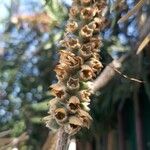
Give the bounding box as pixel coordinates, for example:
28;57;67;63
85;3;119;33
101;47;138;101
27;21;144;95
68;56;83;70
54;108;68;123
94;1;106;16
50;83;67;100
59;39;68;48
48;98;59;114
90;36;102;49
80;7;96;20
43;115;59;131
80;65;94;81
54;64;69;81
69;5;80;18
67;96;80;114
78;109;92;128
87;58;103;73
80;25;93;39
64;116;83;135
69;116;83;126
92;52;100;59
48;98;59;107
67;38;81;50
91;17;105;32
64;123;81;135
67;77;80;91
59;50;75;62
66;21;78;33
59;50;83;70
79;44;93;60
78;90;91;102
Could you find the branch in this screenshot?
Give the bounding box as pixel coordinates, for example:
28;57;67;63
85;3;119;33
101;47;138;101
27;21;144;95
91;53;129;93
0;132;29;150
137;33;150;54
118;0;146;23
0;130;11;138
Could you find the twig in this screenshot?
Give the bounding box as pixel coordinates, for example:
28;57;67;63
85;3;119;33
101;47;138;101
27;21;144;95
110;65;144;83
118;0;146;23
136;33;150;54
0;130;11;138
0;132;29;150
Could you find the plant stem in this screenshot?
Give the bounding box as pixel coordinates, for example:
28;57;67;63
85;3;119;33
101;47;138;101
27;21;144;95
56;128;70;150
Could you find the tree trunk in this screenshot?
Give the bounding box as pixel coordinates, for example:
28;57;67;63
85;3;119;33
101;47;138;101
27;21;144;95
76;140;93;150
133;88;144;150
95;135;101;150
107;130;114;150
118;110;126;150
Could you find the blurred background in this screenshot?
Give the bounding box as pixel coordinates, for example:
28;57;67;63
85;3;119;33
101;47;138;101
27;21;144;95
0;0;150;150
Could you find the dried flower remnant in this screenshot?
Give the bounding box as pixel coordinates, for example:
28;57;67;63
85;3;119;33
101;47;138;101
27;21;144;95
44;0;107;135
54;108;68;124
69;5;79;18
80;65;94;81
94;1;106;15
54;65;69;81
64;122;81;135
66;21;78;33
59;39;68;48
80;25;93;38
90;36;102;50
48;98;59;114
91;17;105;32
64;116;83;135
43;116;59;131
79;44;93;60
67;96;80;113
67;38;81;50
67;77;80;91
88;58;103;74
50;83;67;100
78;109;92;128
78;90;91;102
81;7;95;20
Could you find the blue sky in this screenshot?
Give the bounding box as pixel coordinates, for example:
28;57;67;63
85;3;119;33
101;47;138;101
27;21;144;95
62;0;72;5
0;0;72;20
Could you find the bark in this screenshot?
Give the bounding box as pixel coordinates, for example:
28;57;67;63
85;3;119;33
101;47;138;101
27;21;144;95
133;87;144;150
118;111;126;150
76;140;93;150
107;130;114;150
86;142;93;150
95;135;101;150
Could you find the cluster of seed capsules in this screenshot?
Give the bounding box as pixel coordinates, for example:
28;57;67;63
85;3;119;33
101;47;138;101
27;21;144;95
44;0;107;135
